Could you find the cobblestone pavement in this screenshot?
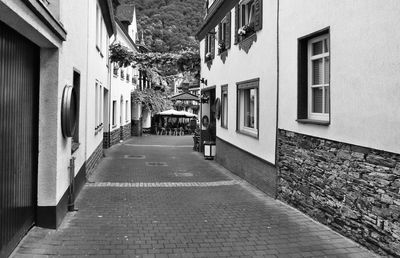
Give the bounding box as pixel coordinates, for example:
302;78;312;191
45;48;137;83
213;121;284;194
12;135;379;258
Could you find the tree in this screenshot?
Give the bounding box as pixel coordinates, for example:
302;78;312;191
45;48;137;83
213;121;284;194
121;0;205;53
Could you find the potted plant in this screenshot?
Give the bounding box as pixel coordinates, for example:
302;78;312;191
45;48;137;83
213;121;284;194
238;22;255;39
218;41;226;54
205;52;213;62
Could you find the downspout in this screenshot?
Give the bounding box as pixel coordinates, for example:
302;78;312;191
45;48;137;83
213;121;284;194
84;0;90;172
109;27;117;145
274;0;280;199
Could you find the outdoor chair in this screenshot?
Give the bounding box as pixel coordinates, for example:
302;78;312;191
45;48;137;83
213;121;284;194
158;127;166;135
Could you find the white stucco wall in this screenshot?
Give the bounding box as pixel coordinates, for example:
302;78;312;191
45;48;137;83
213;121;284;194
278;0;400;154
200;0;278;164
86;0;110;159
1;0;91;206
53;0;89;203
109;23;137;135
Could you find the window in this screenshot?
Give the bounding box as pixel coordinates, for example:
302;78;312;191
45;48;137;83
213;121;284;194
72;71;80;153
96;4;103;54
234;0;262;45
218;13;231;55
126;73;130;82
239;0;255;28
221;85;228;128
125;100;129;122
120;98;124;125
308;35;330;120
237;78;259;138
113;64;118;77
95;82;98;128
112;101;117;126
298;29;330;124
204;29;215;62
121;69;125;80
95;82;103;131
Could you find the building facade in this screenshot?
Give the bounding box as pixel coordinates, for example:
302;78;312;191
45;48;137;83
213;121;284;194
104;4;139;148
198;0;278;196
0;0;115;257
197;0;400;255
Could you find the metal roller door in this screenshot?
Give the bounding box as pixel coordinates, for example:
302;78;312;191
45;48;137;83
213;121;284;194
0;20;39;258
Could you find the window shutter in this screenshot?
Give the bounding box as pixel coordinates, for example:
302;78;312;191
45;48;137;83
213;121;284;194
254;0;263;32
218;23;222;43
211;30;215;59
226;12;231;49
204;35;208;60
234;5;239;44
297;39;308;119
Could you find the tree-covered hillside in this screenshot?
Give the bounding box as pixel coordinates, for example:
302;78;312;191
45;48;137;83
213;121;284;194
121;0;205;53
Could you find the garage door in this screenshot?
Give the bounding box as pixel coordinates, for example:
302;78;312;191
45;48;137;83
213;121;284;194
0;20;39;258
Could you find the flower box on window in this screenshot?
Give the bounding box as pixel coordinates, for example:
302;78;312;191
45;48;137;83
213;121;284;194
238;22;255;40
218;41;226;54
205;52;212;62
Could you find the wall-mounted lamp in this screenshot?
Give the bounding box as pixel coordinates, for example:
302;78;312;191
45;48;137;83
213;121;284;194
200;78;207;86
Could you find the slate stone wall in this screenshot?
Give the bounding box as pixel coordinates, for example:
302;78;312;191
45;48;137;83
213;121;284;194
86;141;103;178
277;129;400;256
216;137;277;197
121;123;131;141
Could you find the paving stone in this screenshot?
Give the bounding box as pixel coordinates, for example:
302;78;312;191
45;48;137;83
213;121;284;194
11;135;379;258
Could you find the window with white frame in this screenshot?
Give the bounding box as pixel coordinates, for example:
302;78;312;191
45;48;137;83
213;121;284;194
120;98;124;125
113;64;118;77
308;34;330;121
221;85;228;128
237;79;259;138
95;82;98;128
99;85;103;127
204;31;215;61
95;82;103;131
125;100;129;122
96;4;103;53
239;0;255;28
112;101;117;126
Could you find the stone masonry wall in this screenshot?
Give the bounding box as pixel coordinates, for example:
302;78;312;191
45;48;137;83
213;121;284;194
121;123;131;141
277;129;400;256
216;137;277;197
103;127;121;149
86;141;103;178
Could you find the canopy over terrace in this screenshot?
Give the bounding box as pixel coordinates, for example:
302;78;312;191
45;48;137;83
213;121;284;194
157;109;197;118
170;92;199;102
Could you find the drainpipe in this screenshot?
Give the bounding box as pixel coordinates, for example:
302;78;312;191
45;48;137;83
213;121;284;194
274;0;280;199
84;0;90;175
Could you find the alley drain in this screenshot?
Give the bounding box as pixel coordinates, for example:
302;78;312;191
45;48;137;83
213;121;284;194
86;181;241;188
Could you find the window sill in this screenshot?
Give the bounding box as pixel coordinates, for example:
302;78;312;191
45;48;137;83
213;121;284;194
236;129;259;139
218;50;228;64
113;74;118;78
71;142;80;154
96;45;104;58
296;119;330;126
205;59;213;70
221;125;228;130
112;124;117;129
95;123;103;135
238;32;257;54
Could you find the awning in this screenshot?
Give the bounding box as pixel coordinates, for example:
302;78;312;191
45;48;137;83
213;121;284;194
170;92;199;102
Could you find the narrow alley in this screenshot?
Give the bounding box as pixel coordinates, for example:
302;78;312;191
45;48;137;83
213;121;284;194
12;135;376;258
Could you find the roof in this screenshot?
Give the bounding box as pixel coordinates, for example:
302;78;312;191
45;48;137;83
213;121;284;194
115;18;138;52
115;4;135;23
195;0;240;40
170;92;199;102
99;0;116;36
